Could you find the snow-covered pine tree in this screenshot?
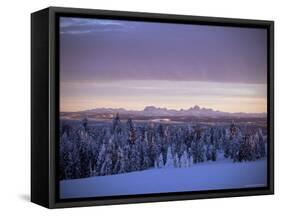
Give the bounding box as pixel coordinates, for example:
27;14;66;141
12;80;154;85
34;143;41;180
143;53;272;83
82;117;88;131
210;144;216;161
154;159;158;168
173;153;180;168
158;153;164;168
126;118;141;172
252;133;259;160
129;144;141;171
180;150;188;168
122;142;131;172
223;128;231;158
77;126;93;178
113;146;126;174
205;133;212;161
147;122;157;167
188;147;193;167
127;118;136;145
154;153;164;168
238;131;253;162
100;152;113;176
156;124;165;156
95;143;106;176
141;137;151;170
110;142;119;174
60;132;77;179
257;129;266;158
191;128;205;163
165;146;174;168
112;113;122;134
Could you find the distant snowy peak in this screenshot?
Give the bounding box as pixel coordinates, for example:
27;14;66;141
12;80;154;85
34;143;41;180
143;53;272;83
188;105;201;111
185;105;214;113
81;106;266;118
143;106;172;116
144;106;163;112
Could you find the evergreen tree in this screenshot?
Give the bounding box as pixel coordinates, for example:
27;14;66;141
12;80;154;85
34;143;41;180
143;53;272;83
165;146;174;168
158;153;164;168
95;143;106;176
257;129;266;158
173;153;180;168
127;118;136;145
223;129;231;158
113;146;126;174
188;147;193;167
129;144;141;171
60;132;79;179
147;122;156;167
205;134;212;161
112;113;122;134
76;126;93;178
82;117;88;130
141;135;151;170
238;133;253;161
100;153;113;176
180;150;188;168
191;128;205;163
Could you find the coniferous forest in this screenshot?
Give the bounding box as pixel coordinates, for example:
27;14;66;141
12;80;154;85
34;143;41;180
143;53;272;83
59;114;267;180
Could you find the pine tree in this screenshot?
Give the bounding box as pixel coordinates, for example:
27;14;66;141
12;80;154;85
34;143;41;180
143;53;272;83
147;122;156;167
223;129;231;158
79;143;92;178
173;153;180;168
100;153;113;176
258;129;266;158
112;113;122;134
187;147;193;167
126;118;141;171
180;150;188;168
60;132;77;179
191;128;205;163
205;134;212;161
95;144;106;176
165;146;174;168
154;153;164;168
82;117;88;130
156;124;167;158
76;126;93;178
158;153;164;168
127;118;136;145
141;136;151;170
129;144;141;171
154;159;158;168
238;133;253;162
113;146;126;174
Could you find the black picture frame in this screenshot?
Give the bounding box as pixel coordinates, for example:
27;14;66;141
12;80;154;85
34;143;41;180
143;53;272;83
31;6;274;208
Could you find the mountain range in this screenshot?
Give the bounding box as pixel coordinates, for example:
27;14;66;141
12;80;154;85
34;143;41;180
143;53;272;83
77;105;266;118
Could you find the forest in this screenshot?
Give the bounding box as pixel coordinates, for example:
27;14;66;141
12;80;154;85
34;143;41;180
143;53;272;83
59;114;267;180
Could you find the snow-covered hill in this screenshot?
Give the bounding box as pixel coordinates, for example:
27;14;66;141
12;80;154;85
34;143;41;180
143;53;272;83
60;159;267;199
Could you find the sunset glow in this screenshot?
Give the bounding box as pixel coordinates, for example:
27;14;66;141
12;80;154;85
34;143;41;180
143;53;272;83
60;17;267;113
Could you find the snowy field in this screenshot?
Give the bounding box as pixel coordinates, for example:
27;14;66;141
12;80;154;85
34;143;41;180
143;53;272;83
60;158;267;199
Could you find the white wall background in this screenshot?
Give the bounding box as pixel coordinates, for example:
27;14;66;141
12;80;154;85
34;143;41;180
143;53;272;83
0;0;279;214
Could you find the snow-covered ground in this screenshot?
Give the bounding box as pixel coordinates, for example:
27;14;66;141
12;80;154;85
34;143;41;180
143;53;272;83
60;159;267;199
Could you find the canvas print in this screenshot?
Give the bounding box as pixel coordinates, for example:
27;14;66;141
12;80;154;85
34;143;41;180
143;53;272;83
59;17;268;199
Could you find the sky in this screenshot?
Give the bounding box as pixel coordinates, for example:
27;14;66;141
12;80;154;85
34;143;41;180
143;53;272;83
60;17;267;113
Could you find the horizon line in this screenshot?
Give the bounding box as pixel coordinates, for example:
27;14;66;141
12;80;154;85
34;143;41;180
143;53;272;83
60;105;267;114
